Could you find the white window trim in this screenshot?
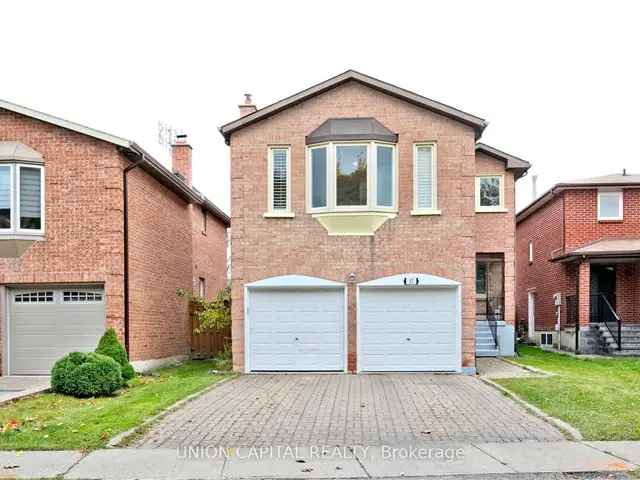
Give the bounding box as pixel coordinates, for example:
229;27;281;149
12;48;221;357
265;146;293;217
306;141;398;214
475;174;507;213
528;241;533;264
16;164;45;235
597;190;623;221
411;143;440;216
0;164;14;232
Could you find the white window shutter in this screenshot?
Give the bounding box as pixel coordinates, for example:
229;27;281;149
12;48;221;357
415;145;434;209
271;148;289;210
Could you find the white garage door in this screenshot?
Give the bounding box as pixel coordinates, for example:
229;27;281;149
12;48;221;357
358;275;461;372
9;287;106;375
247;282;345;372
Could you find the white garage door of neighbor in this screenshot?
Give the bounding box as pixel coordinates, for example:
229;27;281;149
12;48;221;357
248;288;345;371
9;288;106;375
359;286;460;372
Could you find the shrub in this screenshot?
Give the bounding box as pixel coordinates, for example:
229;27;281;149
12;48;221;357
95;328;135;380
51;352;123;397
212;343;232;371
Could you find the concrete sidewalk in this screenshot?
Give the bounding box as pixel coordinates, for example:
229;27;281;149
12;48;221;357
2;441;639;479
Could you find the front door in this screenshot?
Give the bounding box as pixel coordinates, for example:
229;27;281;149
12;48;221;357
591;265;616;306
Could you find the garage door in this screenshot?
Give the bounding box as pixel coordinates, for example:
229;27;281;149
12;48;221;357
358;274;461;372
9;287;106;375
246;276;346;372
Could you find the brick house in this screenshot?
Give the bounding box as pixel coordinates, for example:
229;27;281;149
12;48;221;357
0;99;229;375
516;173;640;354
220;70;530;374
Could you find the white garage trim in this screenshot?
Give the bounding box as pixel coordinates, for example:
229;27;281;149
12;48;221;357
244;275;348;373
356;273;462;373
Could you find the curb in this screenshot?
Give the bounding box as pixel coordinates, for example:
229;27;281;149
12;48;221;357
108;373;237;448
500;358;556;377
479;376;583;441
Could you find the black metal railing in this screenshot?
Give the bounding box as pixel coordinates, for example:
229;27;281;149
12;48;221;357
477;296;502;349
592;293;622;350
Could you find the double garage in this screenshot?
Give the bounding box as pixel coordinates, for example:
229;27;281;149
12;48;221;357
3;286;105;375
244;274;462;373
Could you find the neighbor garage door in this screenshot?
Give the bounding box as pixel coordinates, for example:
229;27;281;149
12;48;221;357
9;287;106;375
246;276;346;372
358;274;461;372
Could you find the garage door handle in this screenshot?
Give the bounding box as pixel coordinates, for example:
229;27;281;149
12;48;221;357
406;338;411;341
295;337;299;341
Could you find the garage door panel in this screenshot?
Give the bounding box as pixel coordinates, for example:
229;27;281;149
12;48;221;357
248;287;345;372
10;288;106;375
359;286;459;372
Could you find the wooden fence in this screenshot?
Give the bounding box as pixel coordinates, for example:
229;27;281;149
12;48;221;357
189;303;230;359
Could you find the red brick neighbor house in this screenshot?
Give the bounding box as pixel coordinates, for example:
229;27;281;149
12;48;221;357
0;99;229;375
516;173;640;355
220;70;530;374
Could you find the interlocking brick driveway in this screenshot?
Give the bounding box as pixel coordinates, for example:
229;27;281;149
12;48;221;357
135;374;564;448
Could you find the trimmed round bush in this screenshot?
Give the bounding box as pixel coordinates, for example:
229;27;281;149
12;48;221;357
51;352;123;397
95;328;135;381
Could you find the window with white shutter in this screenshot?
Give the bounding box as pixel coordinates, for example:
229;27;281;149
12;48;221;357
0;165;12;230
19;166;43;231
413;144;438;214
267;147;291;215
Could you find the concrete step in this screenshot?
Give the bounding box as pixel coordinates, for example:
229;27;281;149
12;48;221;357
476;348;500;357
611;350;640;356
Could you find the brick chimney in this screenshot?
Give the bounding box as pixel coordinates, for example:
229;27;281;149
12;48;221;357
171;133;192;187
239;93;257;117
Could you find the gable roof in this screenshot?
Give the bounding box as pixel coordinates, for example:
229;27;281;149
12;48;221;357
475;143;531;179
516;172;640;224
219;70;488;144
0;98;229;226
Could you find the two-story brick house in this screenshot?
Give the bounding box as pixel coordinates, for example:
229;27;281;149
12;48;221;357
220;70;530;374
0;99;229;375
516;173;640;354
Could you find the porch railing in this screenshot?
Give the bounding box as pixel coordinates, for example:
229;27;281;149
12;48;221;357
592;293;622;351
477;296;502;349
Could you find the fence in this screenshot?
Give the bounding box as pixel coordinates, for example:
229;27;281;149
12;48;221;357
190;303;231;359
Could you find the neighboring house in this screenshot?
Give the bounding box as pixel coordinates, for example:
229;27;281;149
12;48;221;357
516;173;640;354
0;99;229;375
220;70;530;374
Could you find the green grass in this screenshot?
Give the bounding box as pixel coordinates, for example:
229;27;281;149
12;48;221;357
498;346;640;440
0;360;228;450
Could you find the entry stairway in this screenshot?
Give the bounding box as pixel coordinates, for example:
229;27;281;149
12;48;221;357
475;321;499;357
594;323;640;356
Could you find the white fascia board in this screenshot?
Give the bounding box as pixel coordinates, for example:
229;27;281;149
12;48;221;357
0;99;131;149
245;275;346;288
358;273;460;287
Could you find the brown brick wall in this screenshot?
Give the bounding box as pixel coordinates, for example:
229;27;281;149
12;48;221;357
474;152;517;326
516;194;567;332
229;80;516;372
192;208;228;301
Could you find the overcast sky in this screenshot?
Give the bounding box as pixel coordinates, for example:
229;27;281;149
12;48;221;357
2;1;638;213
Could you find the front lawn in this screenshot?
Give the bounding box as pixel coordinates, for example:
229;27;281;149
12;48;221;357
0;360;228;450
498;346;640;440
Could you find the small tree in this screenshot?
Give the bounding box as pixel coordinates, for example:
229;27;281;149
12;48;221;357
177;286;231;333
95;328;135;380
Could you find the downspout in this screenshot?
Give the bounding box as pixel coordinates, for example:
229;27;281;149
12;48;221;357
123;157;143;354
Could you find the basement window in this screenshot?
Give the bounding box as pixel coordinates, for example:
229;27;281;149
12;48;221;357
540;332;553;346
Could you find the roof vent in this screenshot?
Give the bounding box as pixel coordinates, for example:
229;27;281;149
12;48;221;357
623;168;627;176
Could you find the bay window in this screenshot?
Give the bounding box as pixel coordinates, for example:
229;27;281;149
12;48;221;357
307;141;396;212
0;163;44;234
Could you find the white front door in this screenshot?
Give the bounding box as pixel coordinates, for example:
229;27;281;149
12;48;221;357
9;287;106;375
247;288;345;371
528;291;536;339
358;286;460;372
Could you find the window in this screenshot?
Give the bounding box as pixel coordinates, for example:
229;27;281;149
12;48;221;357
598;190;623;221
413;143;437;213
0;164;44;234
306;141;397;212
476;175;504;212
336;145;367;206
529;241;533;264
267;147;291;214
63;291;103;302
198;277;206;297
15;291;54;303
540;332;553;346
201;209;207;233
476;262;487;295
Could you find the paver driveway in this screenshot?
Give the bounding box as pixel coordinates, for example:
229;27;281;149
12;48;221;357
135;374;564;448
